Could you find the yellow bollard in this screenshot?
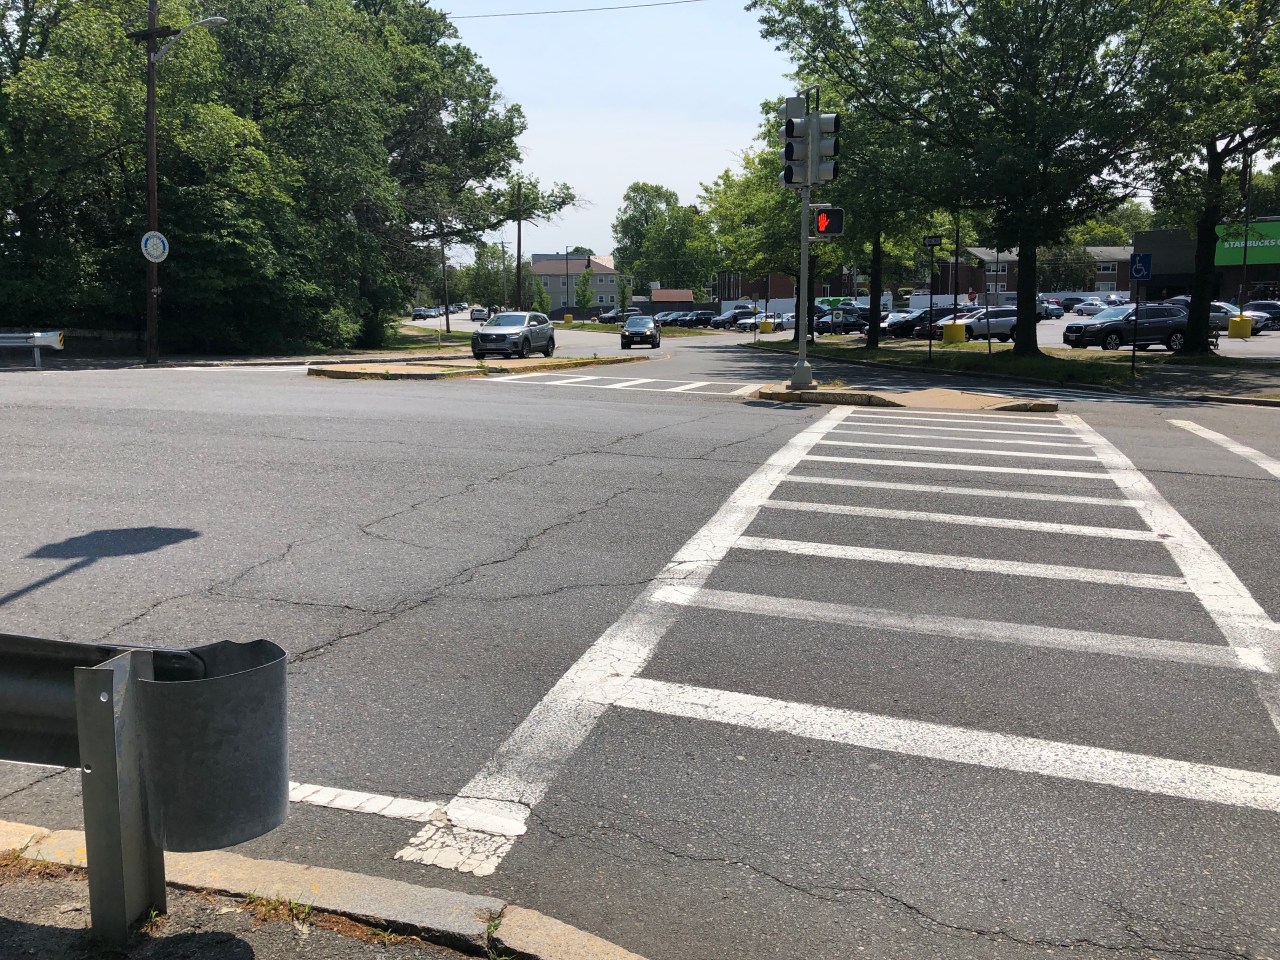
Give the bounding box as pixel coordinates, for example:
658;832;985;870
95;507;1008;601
941;322;966;344
565;314;573;325
759;320;774;333
1228;315;1252;339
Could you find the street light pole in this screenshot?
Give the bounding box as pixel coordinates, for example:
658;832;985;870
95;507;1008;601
128;8;224;365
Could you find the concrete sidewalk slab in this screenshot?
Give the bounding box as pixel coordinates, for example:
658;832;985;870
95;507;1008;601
754;383;1058;412
9;822;648;959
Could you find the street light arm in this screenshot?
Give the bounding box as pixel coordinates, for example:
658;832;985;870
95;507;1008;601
155;16;227;62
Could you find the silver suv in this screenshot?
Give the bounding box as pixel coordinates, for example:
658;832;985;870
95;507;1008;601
472;312;555;359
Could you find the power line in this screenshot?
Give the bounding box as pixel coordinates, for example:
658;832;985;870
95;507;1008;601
449;0;709;20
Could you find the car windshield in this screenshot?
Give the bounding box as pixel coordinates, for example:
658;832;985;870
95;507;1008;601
625;318;652;329
1092;307;1129;322
484;314;526;327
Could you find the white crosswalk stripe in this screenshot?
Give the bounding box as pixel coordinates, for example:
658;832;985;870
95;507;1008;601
382;405;1280;879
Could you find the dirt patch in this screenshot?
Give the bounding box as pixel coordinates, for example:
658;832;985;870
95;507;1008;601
0;848;82;885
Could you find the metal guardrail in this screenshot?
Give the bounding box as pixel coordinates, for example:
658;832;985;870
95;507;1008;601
0;632;288;945
0;331;65;369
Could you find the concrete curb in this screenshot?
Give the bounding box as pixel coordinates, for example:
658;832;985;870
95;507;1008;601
1195;393;1280;408
307;355;648;381
3;820;647;959
755;384;1058;413
743;341;1122;392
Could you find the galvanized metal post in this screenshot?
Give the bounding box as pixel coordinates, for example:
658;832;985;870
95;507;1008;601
75;650;166;948
790;184;814;389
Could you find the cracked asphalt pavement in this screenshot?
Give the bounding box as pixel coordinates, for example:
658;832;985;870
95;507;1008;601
2;336;1279;960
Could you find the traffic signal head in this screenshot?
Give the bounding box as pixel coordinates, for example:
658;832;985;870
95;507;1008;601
814;207;844;237
779;96;809;187
809;112;840;184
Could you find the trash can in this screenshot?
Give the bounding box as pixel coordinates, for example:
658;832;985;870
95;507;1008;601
1229;315;1252;339
759;320;774;333
564;314;573;325
942;323;966;344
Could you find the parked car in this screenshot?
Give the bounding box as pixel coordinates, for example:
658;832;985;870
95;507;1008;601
1062;304;1191;351
1037;300;1065;319
1241;301;1280;329
620;316;661;349
736;312;779;332
1074;298;1108;315
681;310;717;327
1208;301;1271;333
711;307;755;329
952;306;1020;341
470;306;489;321
411;306;430;321
652;312;676;325
913;312;968;339
599;307;642;322
471;311;555;359
773;313;796;331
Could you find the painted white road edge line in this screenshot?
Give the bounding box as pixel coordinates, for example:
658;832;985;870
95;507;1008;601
803;454;1110;479
736;535;1187;590
604;678;1280;814
762;499;1161;541
394;406;856;875
288;782;441;821
782;474;1142;508
817;438;1100;462
1061;414;1280;728
1168;419;1280;481
653;587;1266;672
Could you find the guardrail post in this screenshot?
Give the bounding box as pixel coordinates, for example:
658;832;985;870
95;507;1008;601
74;650;166;947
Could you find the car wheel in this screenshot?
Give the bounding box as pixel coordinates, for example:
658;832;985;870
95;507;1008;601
516;339;530;358
1167;331;1186;351
652;339;660;349
472;351;483;360
1008;325;1017;340
1102;332;1123;351
996;335;1010;343
543;337;555;358
621;342;630;350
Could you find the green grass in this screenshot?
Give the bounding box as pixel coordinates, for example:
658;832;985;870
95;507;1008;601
751;335;1276;389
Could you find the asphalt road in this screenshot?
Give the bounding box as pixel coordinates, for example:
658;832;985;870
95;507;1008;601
2;336;1279;960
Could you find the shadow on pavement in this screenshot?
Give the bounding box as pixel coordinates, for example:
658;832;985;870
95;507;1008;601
0;915;256;958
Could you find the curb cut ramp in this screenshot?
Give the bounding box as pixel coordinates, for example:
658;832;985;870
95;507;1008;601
755;383;1059;412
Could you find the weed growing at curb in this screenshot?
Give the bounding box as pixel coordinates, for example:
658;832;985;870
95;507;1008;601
0;848;81;884
485;917;515;960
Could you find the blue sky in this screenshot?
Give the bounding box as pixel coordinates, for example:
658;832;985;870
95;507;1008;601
449;0;794;261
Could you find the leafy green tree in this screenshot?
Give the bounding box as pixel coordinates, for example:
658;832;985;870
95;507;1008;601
611;182;680;289
531;274;551;314
1069;200;1153;246
752;0;1175;354
618;276;631;315
568;245;593;256
575;268;594;313
1038;245;1097;292
1145;0;1280;351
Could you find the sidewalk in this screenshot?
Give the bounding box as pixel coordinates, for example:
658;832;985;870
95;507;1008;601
2;820;647;960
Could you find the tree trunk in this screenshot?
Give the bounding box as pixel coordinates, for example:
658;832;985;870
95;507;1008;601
1013;238;1040;355
867;231;883;350
1184;143;1222;355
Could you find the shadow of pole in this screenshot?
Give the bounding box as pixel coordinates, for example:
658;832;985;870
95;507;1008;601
1;528;201;609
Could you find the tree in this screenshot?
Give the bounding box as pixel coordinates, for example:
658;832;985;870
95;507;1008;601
1038;245;1097;292
531;274;550;314
752;0;1175;354
1070;200;1154;246
611;181;680;289
574;268;594;313
568;245;594;256
1145;0;1280;351
634;204;718;293
618;276;631;315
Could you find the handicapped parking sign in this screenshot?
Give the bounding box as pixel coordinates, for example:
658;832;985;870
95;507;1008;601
1129;253;1152;281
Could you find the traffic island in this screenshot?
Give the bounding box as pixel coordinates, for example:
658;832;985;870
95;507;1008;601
754;383;1058;412
307;355;648;381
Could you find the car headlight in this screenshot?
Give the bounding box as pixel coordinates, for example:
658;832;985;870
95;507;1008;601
1083;324;1100;332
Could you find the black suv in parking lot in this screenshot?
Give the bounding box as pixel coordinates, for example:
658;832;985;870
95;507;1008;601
1062;304;1191;351
679;310;717;327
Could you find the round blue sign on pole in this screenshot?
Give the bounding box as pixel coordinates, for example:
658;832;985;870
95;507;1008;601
141;231;169;264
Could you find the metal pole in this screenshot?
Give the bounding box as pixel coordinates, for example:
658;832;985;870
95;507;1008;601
790;185;814;389
1132;284;1139;379
952;214;960;329
928;248;935;363
440;231;451;334
499;240;508;307
144;0;160;365
565;247;569;321
514;181;524;310
1239;151;1253;305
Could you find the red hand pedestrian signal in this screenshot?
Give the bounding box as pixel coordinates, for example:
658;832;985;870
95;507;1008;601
814;207;844;237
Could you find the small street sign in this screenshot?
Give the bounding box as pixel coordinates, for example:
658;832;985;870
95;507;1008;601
141;231;169;264
923;235;943;247
1129;253;1152;281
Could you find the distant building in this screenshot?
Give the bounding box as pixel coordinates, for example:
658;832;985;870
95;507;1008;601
937;246;1135;302
530;254;625;308
1133;220;1280;301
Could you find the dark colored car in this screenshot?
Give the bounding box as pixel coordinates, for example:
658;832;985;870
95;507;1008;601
472;311;555;358
665;311;690;327
710;307;755;329
1058;296;1087;313
620;316;661;349
1062;304;1191;350
682;310;717;327
411;306;430;321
